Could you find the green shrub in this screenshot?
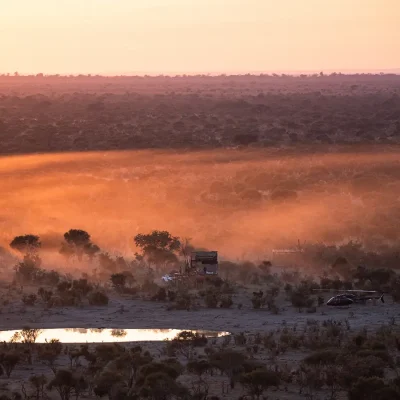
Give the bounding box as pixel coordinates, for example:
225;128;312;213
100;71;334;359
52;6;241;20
204;275;224;288
151;287;167;301
187;359;211;377
341;356;386;388
251;295;265;309
72;279;93;296
15;255;41;283
47;369;87;400
93;370;122;397
110;273;127;292
205;290;219;308
141;279;161;294
348;377;388;400
88;291;109;306
29;374;48;399
291;288;314;311
169;291;193;310
220;295;233;308
136;361;182;387
57;281;72;293
0;353;20;378
356;349;392;364
37;339;63;372
303;349;340;365
234;333;247;346
209;349;247;376
38;287;53;302
137;371;188;400
240;368;280;399
166;331;207;359
22;294;37;306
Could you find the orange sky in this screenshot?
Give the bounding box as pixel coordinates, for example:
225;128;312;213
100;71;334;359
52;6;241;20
1;0;399;75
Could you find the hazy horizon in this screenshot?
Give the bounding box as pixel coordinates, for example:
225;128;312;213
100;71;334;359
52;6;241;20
1;0;399;75
2;68;400;77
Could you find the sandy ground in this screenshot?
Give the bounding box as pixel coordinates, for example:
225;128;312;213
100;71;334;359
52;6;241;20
1;291;399;335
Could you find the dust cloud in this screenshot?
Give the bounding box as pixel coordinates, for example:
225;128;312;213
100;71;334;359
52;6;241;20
1;148;400;264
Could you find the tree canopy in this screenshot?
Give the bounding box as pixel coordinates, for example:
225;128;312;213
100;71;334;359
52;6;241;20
64;230;90;247
10;234;41;254
134;230;181;265
60;229;100;261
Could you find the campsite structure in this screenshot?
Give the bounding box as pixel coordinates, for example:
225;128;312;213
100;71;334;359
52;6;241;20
190;251;219;275
162;250;219;282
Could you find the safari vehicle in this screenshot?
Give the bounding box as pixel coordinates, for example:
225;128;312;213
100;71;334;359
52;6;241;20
190;251;218;275
162;251;219;282
161;270;183;282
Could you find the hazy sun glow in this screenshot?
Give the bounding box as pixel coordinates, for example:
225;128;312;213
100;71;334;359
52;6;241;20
1;0;399;74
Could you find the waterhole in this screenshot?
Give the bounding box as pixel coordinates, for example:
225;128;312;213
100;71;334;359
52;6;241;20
0;328;230;343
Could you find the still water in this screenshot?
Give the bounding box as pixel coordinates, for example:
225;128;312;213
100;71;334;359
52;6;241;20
0;328;230;343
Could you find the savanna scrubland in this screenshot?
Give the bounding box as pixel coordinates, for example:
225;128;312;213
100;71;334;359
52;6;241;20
1;74;400;399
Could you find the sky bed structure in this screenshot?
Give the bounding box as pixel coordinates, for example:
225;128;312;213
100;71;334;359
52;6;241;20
190;251;218;275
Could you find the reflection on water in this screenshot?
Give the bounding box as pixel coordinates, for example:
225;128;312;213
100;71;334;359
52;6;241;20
111;329;127;338
0;328;230;343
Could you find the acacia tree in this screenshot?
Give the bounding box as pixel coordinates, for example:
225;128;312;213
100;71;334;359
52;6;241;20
134;230;181;266
93;370;124;399
209;349;247;389
240;368;280;400
37;339;63;374
83;243;101;261
47;370;87;400
179;237;194;259
167;331;205;360
10;234;41;254
110;273;127;292
60;229;99;261
98;252;117;272
138;372;187;400
29;374;48;399
0;353;20;378
187;359;211;378
347;376;397;400
14;254;42;283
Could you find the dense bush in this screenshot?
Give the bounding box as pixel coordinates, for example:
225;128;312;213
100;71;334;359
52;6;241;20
14;255;42;283
348;377;400;400
303;349;340;365
219;294;233;308
71;279;93;296
88;291;109;306
165;331;207;359
22;294;37;306
136;361;182;387
47;369;87;400
1;75;400;156
110;273;127;292
38;287;53;303
290;289;315;311
37;339;63;373
0;353;20;378
240;368;280;399
151;287;167;301
204;289;219;308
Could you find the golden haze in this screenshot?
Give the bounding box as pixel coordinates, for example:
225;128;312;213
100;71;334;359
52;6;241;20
1;149;400;265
